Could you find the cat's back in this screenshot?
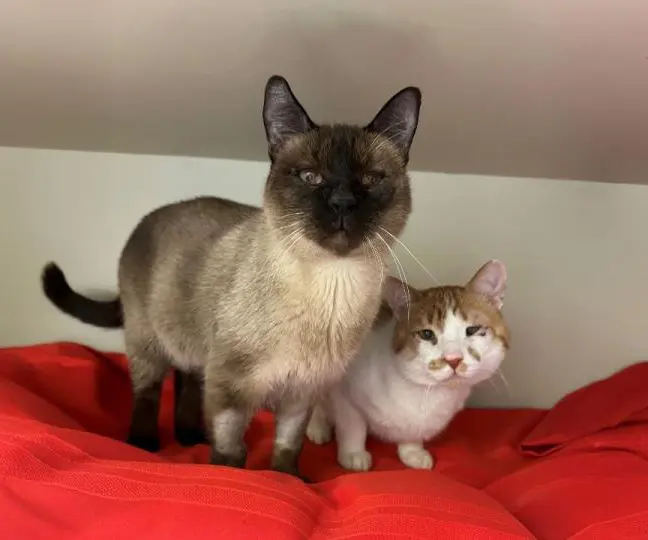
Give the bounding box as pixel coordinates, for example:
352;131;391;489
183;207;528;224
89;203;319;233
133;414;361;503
118;196;261;309
120;197;258;271
130;196;257;247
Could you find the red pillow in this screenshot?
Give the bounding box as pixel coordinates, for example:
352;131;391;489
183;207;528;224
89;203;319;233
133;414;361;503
520;362;648;456
0;343;535;539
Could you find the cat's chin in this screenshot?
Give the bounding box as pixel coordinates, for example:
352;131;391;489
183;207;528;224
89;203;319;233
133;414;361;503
402;373;457;388
420;374;478;388
324;231;351;255
315;232;371;258
438;376;470;388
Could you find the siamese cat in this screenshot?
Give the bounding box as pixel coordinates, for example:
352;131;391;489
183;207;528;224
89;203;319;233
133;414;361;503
42;75;421;479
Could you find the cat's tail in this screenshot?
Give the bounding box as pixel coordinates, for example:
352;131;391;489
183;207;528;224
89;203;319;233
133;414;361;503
41;263;124;328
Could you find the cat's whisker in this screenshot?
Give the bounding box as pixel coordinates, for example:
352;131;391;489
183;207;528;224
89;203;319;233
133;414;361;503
375;232;410;322
379;227;440;285
286;230;306;253
281;231;304;260
269;224;303;274
360;243;371;270
468;367;510;397
276;221;302;232
487;378;502;396
268;228;303;282
279;212;306;220
361;242;376;279
496;369;511;396
276;228;302;254
276;213;305;229
366;237;385;287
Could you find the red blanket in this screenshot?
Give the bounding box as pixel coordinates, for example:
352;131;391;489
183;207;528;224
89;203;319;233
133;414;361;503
1;343;647;539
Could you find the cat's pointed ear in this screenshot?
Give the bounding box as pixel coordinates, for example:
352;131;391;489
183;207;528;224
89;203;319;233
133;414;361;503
263;75;316;156
383;276;419;320
365;86;422;158
466;260;507;310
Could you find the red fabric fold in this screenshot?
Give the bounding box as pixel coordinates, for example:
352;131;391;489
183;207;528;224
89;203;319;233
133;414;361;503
520;362;648;457
0;343;533;539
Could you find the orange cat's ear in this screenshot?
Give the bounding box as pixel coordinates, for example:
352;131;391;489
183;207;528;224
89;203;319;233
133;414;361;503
382;276;419;320
466;260;507;310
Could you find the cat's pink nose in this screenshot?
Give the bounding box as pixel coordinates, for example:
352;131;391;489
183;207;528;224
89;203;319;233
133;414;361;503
443;354;463;370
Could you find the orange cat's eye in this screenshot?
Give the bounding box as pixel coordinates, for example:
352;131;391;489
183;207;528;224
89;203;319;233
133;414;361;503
466;325;486;337
417;329;437;344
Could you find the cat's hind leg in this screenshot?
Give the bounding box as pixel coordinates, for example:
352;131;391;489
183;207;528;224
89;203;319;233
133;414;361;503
125;333;171;453
174;370;207;446
306;403;333;445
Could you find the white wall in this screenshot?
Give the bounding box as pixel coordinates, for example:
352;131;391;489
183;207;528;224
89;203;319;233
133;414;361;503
1;146;647;408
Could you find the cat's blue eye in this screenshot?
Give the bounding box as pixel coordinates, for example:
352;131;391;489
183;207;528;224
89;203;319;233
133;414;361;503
466;326;483;337
417;329;437;344
298;169;323;186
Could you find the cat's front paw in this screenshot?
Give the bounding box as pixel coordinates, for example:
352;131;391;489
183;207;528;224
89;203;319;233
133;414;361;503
338;450;372;471
397;445;434;470
306;421;332;445
306;410;333;445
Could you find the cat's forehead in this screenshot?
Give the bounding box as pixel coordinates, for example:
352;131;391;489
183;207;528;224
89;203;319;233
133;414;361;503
279;124;405;173
412;286;501;330
413;287;464;329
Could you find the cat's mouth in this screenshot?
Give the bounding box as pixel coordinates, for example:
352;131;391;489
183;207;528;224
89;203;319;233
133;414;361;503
333;215;350;232
328;230;351;253
310;215;367;255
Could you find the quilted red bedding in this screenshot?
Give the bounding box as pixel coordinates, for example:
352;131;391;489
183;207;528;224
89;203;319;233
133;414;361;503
1;343;647;539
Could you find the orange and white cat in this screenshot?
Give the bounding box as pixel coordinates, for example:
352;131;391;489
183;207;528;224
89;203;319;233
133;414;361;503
307;260;509;471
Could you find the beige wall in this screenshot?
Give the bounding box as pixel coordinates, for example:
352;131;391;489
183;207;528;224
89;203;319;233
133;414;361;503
1;146;647;408
1;1;647;183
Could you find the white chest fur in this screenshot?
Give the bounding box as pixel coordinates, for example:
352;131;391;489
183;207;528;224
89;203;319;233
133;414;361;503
306;259;380;345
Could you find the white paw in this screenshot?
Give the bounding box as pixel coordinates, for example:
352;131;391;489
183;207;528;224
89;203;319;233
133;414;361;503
398;447;434;470
306;420;332;445
338;450;373;471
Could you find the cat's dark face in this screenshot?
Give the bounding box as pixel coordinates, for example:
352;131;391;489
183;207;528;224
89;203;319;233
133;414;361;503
262;76;421;256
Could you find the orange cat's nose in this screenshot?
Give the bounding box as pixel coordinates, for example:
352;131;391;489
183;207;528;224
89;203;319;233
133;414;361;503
443;354;463;370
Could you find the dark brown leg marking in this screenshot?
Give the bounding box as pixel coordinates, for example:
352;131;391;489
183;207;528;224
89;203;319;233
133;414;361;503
125;342;170;453
127;379;164;452
271;400;313;482
174;370;207;446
